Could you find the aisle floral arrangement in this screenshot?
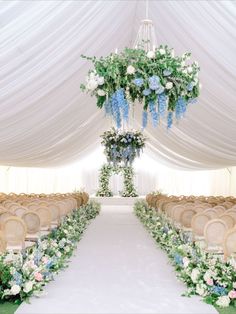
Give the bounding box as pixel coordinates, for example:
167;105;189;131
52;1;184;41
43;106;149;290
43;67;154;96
80;46;200;128
101;128;146;166
96;164;138;197
134;201;236;308
0;202;100;302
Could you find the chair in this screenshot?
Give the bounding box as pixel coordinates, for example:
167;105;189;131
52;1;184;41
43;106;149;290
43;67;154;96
204;219;227;253
226;210;236;222
35;206;51;234
223;228;236;260
191;213;210;242
12;206;28;217
213;205;225;215
0;211;14;228
46;204;60;227
3;217;28;252
204;208;218;219
219;214;235;229
22;211;41;241
180;208;196;229
0;231;6;253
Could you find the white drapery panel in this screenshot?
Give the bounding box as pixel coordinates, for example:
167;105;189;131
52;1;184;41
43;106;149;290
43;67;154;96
0;1;235;169
0;148;235;196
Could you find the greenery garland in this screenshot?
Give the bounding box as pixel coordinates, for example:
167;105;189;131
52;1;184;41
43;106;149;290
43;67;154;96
80;46;200;128
0;202;100;302
96;164;138;197
134;200;236;309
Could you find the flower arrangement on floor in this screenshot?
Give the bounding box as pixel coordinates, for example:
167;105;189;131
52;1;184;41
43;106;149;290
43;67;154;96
134;201;236;308
96;164;138;197
80;46;200;128
101;128;146;166
0;202;100;302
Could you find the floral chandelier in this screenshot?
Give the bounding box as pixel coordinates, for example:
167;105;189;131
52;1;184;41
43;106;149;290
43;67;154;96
81;6;200;129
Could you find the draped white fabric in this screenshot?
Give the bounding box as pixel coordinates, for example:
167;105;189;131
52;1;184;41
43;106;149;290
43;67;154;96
0;1;235;170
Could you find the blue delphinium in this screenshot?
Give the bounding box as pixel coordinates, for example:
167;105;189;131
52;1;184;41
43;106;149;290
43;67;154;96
142;110;148;128
212;285;227;296
133;78;144;87
148;75;160;90
156;85;165;95
174;253;183;266
111;92;121;128
149;101;159;127
167;111;173;129
13;271;23;285
175;97;186;120
116;88;129;123
187;82;194;91
158;92;167;117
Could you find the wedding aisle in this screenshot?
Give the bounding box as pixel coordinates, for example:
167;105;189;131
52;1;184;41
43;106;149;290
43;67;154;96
17;206;217;314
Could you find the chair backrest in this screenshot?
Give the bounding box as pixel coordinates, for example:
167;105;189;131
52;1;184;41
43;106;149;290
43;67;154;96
0;231;6;253
213;205;225;215
204;208;218;219
204;219;228;247
22;211;41;234
3;217;26;246
226;210;236;222
46;204;60;222
0;211;14;227
28;204;40;211
223;228;236;259
56;202;67;217
171;205;185;223
180;208;196;228
12;206;27;217
219;214;235;229
35;206;51;229
191;213;210;236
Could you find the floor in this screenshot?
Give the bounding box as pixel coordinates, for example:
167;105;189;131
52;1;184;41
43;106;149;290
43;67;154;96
17;205;217;314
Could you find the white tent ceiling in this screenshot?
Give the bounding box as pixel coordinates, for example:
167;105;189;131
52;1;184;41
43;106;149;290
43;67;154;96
0;0;235;169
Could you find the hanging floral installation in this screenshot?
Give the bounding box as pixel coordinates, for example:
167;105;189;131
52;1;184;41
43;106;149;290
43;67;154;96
96;164;138;197
80;46;200;128
101;128;146;167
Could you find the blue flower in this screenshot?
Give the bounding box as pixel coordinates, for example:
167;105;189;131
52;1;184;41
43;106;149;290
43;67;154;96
158;92;167;117
142;111;148;128
212;285;227;296
148;76;160;90
13;272;22;285
163;69;172;76
167;111;173;129
187;82;194;91
156;85;165;95
175;97;186;120
188;98;197;104
174;253;183;265
143;89;151;96
133;78;144;87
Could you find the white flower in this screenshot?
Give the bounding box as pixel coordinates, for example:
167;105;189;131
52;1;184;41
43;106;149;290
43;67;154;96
191;268;200;283
183;257;190;268
187;66;193;73
11;284;21;295
147;51;155;59
56;251;62;258
97;76;104;85
159;48;165;55
97;89;106;96
182;69;187;74
216;296;230;308
171;49;175;57
126;65;135;75
86;79;98;91
181;61;185;67
165;82;173;90
233;282;236;289
203;271;212;282
23;281;33;293
196;283;207;296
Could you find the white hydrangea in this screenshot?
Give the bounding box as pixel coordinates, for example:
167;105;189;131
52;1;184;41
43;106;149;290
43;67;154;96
97;76;105;85
187;66;193;73
86;79;98;91
190;268;200;283
11;284;21;295
196;283;207;296
216;296;230;308
23;281;33;293
97;89;106;96
159;48;166;55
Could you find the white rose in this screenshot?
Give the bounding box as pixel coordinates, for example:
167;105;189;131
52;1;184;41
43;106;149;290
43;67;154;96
97;76;104;85
187;66;193;73
191;268;200;283
11;284;21;295
216;296;230;308
159;48;165;55
86;79;98;91
196;284;207;296
126;65;135;75
183;257;190;268
23;281;33;293
147;51;155;59
165;82;173;90
97;89;106;96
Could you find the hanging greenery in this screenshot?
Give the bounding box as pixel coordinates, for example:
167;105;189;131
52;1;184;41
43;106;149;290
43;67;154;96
96;164;138;197
80;46;200;128
101;128;146;166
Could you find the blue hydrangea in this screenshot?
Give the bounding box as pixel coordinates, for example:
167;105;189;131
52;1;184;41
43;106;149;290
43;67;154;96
143;88;151;96
187;82;194;91
142;110;148;128
163;69;172;76
212;285;227;296
148;75;160;90
133;78;144;87
174;253;183;265
156;85;165;95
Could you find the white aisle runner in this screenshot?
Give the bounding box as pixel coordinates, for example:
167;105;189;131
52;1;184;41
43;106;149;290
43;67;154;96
17;206;217;314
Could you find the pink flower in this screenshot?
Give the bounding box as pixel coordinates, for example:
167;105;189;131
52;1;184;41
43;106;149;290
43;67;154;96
42;256;48;264
228;290;236;299
206;278;214;286
34;272;43;282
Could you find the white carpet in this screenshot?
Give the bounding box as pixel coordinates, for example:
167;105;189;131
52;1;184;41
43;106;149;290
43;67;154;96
17;205;217;314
